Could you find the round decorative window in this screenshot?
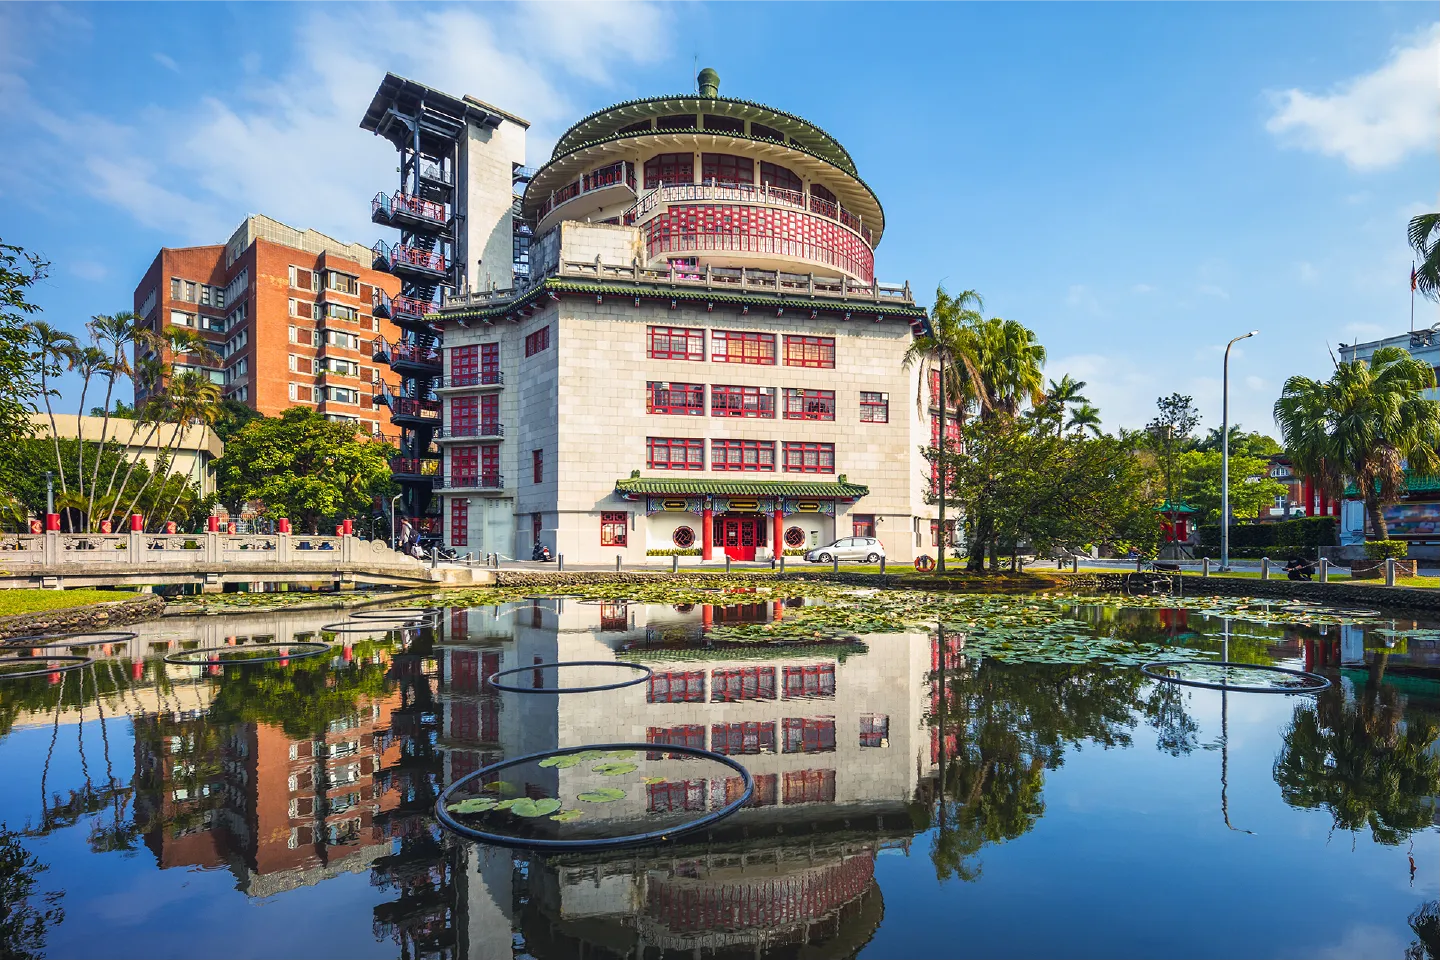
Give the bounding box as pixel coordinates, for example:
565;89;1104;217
784;526;806;547
672;526;696;548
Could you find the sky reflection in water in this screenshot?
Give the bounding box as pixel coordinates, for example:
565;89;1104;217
0;596;1434;960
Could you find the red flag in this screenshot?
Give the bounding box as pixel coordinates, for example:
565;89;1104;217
1412;266;1418;291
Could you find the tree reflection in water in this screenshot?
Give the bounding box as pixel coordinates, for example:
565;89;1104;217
1273;660;1439;846
0;825;64;960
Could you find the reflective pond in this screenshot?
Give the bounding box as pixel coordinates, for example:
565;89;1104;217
0;592;1435;959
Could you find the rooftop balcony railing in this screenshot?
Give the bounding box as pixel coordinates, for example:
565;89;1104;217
372;240;447;277
435;473;503;491
535;161;637;221
623;182;874;246
439;371;503;388
647;228;873;285
373;191;449;227
389;457;440;477
435;422;504;439
372;336;441;369
388;397;441;420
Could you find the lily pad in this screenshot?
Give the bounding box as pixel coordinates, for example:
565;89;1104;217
577;787;627;803
483;780;516;792
606;750;637;759
447;798;497;815
495;798;520;810
592;762;638;776
510;798;562;818
550;809;585;822
642;776;666;785
538;754;583;769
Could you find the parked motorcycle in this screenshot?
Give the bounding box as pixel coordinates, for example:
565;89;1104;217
532;541;553;562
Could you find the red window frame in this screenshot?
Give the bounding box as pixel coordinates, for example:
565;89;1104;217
710;666;776;701
646;724;706;759
647;779;707;813
852;514;876;538
451;446;478;486
784;335;835;369
647;437;704;471
524;325;550;356
712;330;775;365
710;721;776;756
810;182;838;205
480;393;498;433
450;499;468;547
600;512;627;546
760;161;802;193
646;381;705;415
782;717;837;754
711;384;775;418
646;672;705;704
451;396;477;435
643;153;694;188
783;441;835;473
783;388;835;421
480;342;499;382
782;769;836;804
532;448;543;484
783;664;836;699
860;713;889;748
700;153;753;185
860;391;889;423
710;439;775;472
450;345;478;386
647;326;705;361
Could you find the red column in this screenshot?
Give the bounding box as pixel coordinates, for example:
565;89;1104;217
45;513;59;532
1302;478;1313;516
702;507;713;561
773;509;783;557
207;515;219;533
130;513;143;532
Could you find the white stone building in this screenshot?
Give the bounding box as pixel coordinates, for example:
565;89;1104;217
374;69;938;563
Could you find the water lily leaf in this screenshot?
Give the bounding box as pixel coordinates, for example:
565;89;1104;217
578;787;627;803
642;776;666;785
606;750;636;759
483;780;515;792
447;798;497;814
539;754;583;769
495;798;520;810
592;762;638;776
550;809;584;822
575;750;607;761
511;797;562;817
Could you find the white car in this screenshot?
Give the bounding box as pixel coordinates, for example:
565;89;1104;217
805;536;886;563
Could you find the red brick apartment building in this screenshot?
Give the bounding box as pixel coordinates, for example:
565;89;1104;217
132;215;404;440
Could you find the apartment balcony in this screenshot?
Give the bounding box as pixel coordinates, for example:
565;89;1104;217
434;422;504;442
371;336;441;375
389;457;440;482
385;397;442;427
623;182;875;247
371;240;447;281
372;290;443;335
435;473;503;491
371;191;451;230
643;210;875;284
534;160;637;234
434;371;503;393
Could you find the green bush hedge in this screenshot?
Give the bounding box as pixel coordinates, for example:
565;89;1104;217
1195;545;1318;560
1197;516;1337;548
783;548;809;556
645;548;701;556
1363;539;1409;560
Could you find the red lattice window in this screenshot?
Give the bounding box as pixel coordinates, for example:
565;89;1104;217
451;446;477;485
450;499;468;547
760;161;802;193
647;381;704;415
810;182;838;205
643;204;875;283
644;152;693;188
782;769;836;804
524;326;549;356
450;345;477;385
852;514;876;538
711;721;776;756
647;672;704;704
784;526;807;547
712;330;775;365
711;439;775;472
711;666;776;702
480;393;498;432
711;385;775;417
600;512;627;546
783;388;835;421
647;779;707;813
647;437;704;470
647;326;704;361
701;153;753;185
783;664;836;698
451;396;477;434
783;441;834;473
860;391;889;423
672;526;695;548
784;335;835;369
930;414;962;446
782;717;837;754
481;343;499;381
646;724;706;759
860;713;889;748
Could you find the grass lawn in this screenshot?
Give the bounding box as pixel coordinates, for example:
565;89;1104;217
1073;565;1438;590
0;588;138;619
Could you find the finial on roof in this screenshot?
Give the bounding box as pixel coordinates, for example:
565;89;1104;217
698;67;719;98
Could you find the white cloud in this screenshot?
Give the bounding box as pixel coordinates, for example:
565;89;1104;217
1297;261;1318;284
1065;284;1103;315
1266;24;1440;170
1197;283;1229;300
1131;283;1154;295
70;260;107;281
1;2;672;245
152;52;179;73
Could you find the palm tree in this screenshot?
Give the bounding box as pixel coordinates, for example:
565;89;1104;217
903;287;985;572
961;315;1048;419
85;312;141;528
158;375;220;528
24;321;79;495
99;359;166;532
1274;346;1439;539
122;370;218;529
69;345;111;507
1408;212;1438;302
1066;403;1103;437
1036;375;1090;434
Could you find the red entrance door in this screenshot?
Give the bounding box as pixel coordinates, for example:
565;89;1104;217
720;517;760;561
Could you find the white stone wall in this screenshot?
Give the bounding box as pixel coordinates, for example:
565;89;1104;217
460;116;527;293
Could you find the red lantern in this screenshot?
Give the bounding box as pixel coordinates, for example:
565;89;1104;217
165;521;177;534
28;519;41;534
99;519;113;534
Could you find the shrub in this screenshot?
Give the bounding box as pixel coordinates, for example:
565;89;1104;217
646;548;701;556
783;548;808;556
1195;545;1315;560
1197;516;1338;549
1363;540;1409;560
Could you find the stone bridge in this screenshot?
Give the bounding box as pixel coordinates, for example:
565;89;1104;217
0;531;472;590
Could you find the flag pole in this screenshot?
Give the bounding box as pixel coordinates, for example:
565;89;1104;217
1410;261;1416;333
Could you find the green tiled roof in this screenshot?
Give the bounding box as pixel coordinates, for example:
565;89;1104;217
437;276;924;324
1154;500;1198;514
615;476;869;499
1343;471;1440;497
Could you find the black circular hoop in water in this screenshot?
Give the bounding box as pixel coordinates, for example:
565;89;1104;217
163;641;330;667
488;660;653;694
1141;660;1331;694
320;619;432;634
0;654;95;679
1;630;138;648
435;742;754;851
348;608;443;622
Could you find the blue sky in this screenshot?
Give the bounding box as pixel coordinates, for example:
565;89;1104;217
2;2;1436;436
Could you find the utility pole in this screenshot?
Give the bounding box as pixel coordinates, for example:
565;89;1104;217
936;346;948;573
1220;330;1258;572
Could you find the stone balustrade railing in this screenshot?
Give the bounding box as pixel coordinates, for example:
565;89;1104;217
0;532;423;570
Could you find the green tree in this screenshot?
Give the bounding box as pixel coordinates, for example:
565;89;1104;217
217;407;396;532
1175;448;1287;525
0;437;158;528
1274;346;1439;539
1197;425;1282;459
1146;393;1200;541
1032;374;1090;435
1065;402;1103;437
24;321;79;496
1409;212;1438;302
0;825;65;960
84;312;142;525
0;242;46;450
210;398;262;443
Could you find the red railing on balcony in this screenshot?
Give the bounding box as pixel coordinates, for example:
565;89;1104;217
446;370;503;387
645;211;875;282
390;293;436;319
440;422;503;438
385;340;441;368
389;397;441;420
374;240;447;275
539;161;637;222
439;473;502;490
389;191;447;225
390;457;440;477
622;182;874;246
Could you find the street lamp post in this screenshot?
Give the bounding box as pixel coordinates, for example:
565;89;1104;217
390;494;402;548
45;472;54;517
1220;330;1258;573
